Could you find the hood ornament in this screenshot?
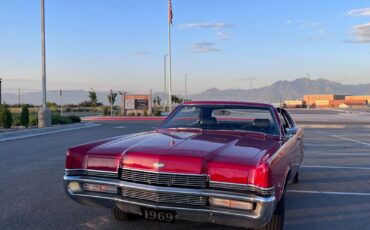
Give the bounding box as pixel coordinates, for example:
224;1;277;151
153;162;165;169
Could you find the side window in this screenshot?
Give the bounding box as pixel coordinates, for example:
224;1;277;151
278;112;289;130
282;110;295;128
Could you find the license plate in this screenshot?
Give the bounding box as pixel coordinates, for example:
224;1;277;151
142;208;176;223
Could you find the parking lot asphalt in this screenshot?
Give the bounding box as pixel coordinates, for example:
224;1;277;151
0;120;370;230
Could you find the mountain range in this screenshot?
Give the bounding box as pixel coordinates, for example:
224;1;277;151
2;78;370;105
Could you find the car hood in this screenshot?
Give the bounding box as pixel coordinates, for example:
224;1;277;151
67;130;280;184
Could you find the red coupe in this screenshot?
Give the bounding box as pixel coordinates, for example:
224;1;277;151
64;101;304;230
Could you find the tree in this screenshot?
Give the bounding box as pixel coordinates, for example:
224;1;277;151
0;104;13;129
171;95;183;104
153;96;162;107
20;105;30;128
88;88;98;112
107;90;118;116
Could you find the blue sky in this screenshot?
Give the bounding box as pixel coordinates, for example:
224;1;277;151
0;0;369;95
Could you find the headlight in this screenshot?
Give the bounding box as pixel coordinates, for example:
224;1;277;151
209;197;254;211
83;183;117;194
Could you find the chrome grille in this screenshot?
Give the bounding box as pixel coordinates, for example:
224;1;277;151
121;169;207;188
122;187;207;206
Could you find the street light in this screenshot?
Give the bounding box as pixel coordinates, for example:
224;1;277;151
38;0;51;127
0;78;2;105
184;74;188;100
164;54;168;110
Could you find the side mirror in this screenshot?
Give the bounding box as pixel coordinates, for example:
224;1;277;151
285;127;297;136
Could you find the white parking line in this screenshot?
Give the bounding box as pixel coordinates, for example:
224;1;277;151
306;152;370;156
302;165;370;170
288;190;370;196
113;126;126;129
331;135;370;146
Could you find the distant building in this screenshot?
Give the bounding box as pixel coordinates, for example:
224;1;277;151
284;100;306;108
303;94;348;108
345;95;370;104
300;94;368;109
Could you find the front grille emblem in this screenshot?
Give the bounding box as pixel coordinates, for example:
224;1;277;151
153;162;165;169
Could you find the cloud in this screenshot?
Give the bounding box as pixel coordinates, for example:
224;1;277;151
347;22;370;43
179;22;234;30
130;51;150;56
190;42;220;53
348;8;370;17
285;19;321;29
216;31;231;40
286;19;333;41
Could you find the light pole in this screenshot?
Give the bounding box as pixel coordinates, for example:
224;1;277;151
38;0;51;127
0;78;2;105
110;90;113;117
164;54;168;110
184;74;188;101
18;88;21;105
60;90;63;116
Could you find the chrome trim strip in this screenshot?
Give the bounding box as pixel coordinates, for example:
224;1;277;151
121;167;208;177
67;191;274;219
209;181;275;195
65;169;118;177
64;175;271;203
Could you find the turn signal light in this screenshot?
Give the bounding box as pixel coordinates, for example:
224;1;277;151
83;183;117;194
209;197;254;211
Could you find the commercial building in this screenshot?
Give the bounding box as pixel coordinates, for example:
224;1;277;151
284;100;306;108
303;94;347;107
345;95;370;104
301;94;369;109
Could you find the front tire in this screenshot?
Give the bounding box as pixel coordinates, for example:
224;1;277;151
257;192;285;230
293;171;299;184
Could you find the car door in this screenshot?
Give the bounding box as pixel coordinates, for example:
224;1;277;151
279;108;304;181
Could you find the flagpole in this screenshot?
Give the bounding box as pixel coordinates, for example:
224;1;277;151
168;0;172;112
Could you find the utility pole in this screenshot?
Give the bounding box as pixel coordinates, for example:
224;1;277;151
38;0;51;127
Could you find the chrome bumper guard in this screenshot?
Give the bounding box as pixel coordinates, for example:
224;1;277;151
64;175;276;229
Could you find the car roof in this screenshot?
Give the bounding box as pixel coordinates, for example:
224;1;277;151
182;101;274;108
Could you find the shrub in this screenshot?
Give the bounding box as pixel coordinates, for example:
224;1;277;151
0;104;13;129
68;115;81;123
20;105;30;127
12;115;21;126
153;109;162;116
102;106;109;116
52;114;71;125
143;110;148;116
29;114;38;126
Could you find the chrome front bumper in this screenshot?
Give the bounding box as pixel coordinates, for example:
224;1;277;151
63;175;276;229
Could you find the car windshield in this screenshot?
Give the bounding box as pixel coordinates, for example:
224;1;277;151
161;104;279;136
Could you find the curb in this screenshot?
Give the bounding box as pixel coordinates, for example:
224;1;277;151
0;122;101;142
82;116;166;121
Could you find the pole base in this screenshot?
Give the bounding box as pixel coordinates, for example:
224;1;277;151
38;107;52;128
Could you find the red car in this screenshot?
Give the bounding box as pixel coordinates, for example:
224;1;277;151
64;101;304;230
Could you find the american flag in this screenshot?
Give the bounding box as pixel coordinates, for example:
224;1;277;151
168;0;173;24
